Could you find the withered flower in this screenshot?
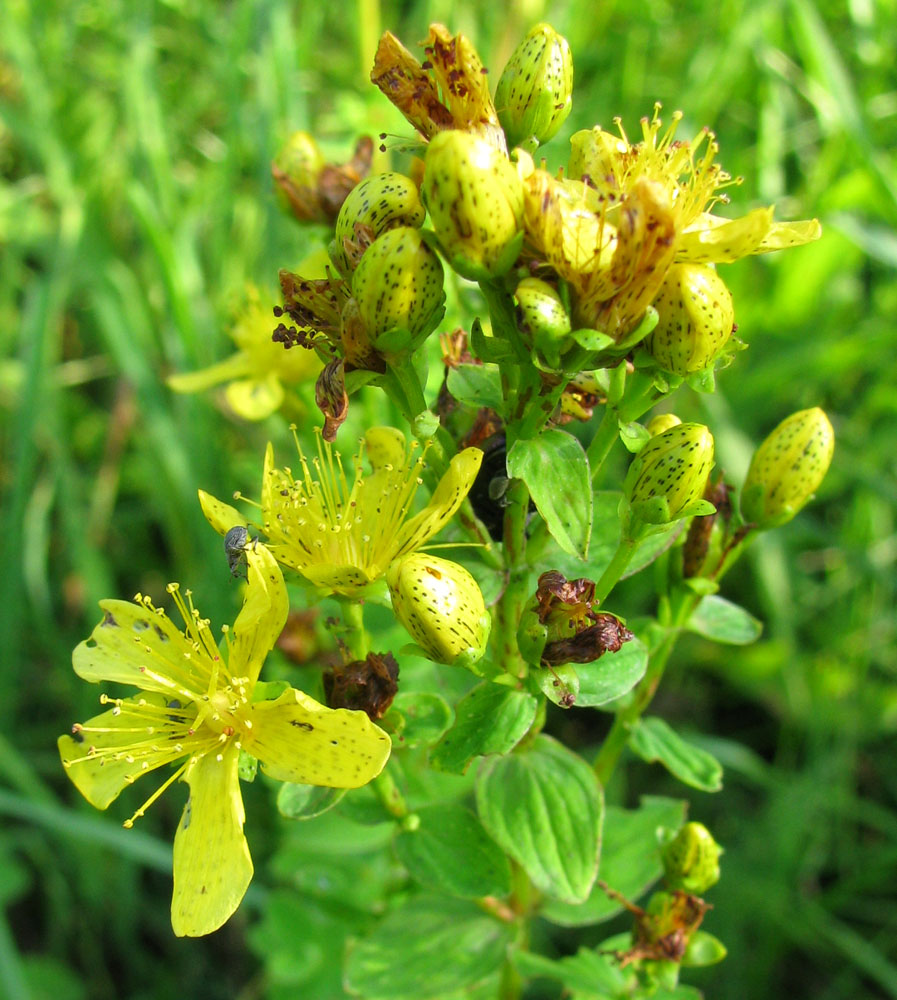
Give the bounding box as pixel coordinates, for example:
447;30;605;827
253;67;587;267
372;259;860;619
324;652;400;721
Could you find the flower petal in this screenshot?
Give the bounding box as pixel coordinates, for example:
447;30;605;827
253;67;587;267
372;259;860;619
754;218;822;252
225;374;284;421
171;743;253;937
167;353;251;394
229;543;288;686
393;446;483;558
72;600;209;696
676;207;775;263
198;489;248;538
58;695;191;809
244;687;391;787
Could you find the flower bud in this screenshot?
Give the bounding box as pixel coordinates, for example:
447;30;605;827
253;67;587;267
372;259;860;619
646;413;682;436
386;553;489;665
741;407;834;529
515;277;572;365
272;131;326;220
331;172;426;275
422;130;525;281
662;822;722;894
494;23;573;151
624;422;715;526
351;227;445;354
647;264;735;374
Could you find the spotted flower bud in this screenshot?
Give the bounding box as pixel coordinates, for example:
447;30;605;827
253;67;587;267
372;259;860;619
624;422;715;527
662;822;722;894
647;264;735;374
515;277;572;365
494;23;573;151
741;407;834;529
422;130;525;281
330;172;426;275
351;227;445;355
646;413;682;436
386;553;489;665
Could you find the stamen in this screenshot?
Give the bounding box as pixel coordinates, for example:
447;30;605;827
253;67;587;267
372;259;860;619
123;759;191;828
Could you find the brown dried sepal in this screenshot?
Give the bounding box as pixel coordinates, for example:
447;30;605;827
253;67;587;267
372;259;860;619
535;570;634;666
323;651;400;720
315;359;350;441
340;297;386;374
598;882;710;968
371;31;454;141
275;269;348;354
272;136;374;224
682;476;732;578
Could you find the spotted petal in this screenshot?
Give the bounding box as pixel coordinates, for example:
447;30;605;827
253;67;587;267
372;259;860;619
171;743;253;937
72;600;209;698
229;544;289;686
244;687;391;787
393;447;483;558
197;489;248;538
58;694;192;809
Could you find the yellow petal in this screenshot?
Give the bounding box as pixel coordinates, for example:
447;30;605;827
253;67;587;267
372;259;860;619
244;687;391;787
363;426;408;470
72;600;209;696
298;563;376;592
676;207;774;263
58;695;188;809
171;743;253;937
393;447;483;558
167;353;251;393
197;489;248;538
754;218;822;252
229;543;288;686
225;374;284;421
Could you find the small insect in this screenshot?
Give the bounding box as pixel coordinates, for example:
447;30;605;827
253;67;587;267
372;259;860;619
223;525;250;579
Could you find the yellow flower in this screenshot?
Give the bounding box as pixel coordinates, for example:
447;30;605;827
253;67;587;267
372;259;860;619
58;544;391;937
199;427;483;597
168;282;321;420
523;104;820;341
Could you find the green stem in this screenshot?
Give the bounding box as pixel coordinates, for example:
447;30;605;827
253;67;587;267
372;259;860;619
592;536;636;604
494;479;530;678
587;406;620;487
338;598;369;661
372;765;409;819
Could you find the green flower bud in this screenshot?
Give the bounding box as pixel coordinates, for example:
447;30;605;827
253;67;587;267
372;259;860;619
515;277;572;365
422;130;525;281
386;553;490;665
647;264;735;374
351;227;445;354
741;407;834;529
331;172;426;275
495;23;573;151
646;413;682;436
662;822;722;894
624;422;715;527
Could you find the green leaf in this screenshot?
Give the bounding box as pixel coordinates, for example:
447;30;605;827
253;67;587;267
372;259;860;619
446;363;505;415
687;594;763;645
573;635;648;707
534;663;580;707
394;803;512;899
277;783;346;820
551;492;681;583
508;429;592;559
629;717;724;792
570;328;615;352
389;692;454;749
618;420;651;453
429;681;537;774
344;896;513;1000
542;796;687;927
476;734;603;903
512;947;627;998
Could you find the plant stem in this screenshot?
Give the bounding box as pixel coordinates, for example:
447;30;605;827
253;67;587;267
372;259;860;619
587;406;620;487
494;479;530;677
338;598;369;661
592;536;636;604
372;765;408;819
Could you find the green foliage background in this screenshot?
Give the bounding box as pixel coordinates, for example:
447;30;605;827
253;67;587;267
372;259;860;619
1;0;895;997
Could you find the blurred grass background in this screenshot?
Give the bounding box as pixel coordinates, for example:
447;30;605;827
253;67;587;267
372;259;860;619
1;0;895;997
